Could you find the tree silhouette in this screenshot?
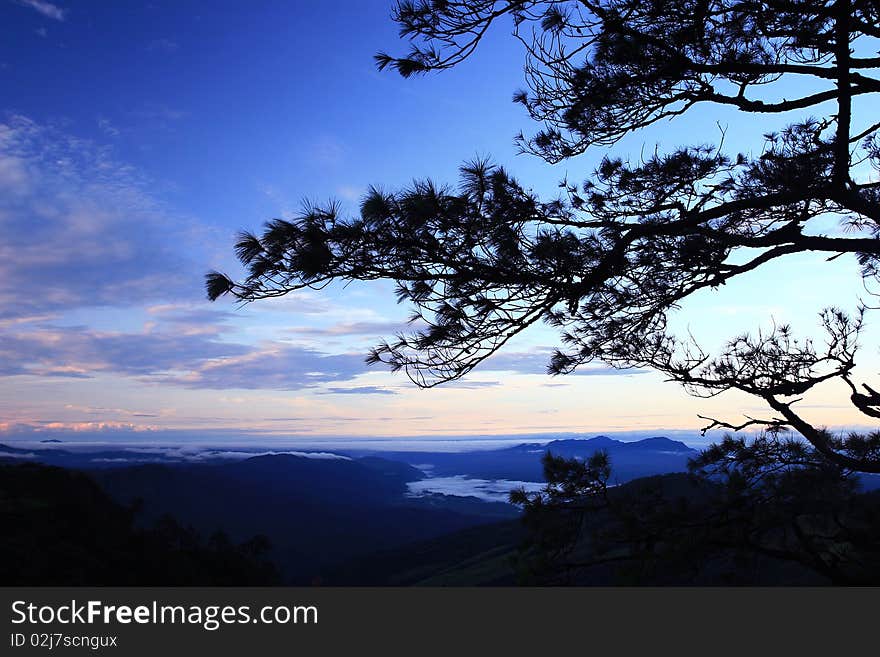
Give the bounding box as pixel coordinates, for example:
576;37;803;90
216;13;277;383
208;1;880;473
0;463;280;585
510;432;880;584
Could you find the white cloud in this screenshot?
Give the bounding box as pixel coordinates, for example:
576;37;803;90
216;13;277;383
335;185;363;202
96;117;120;138
13;0;66;21
193;449;350;461
484;347;647;377
286;320;409;337
95;447;351;463
0;115;201;320
0;153;29;194
0;325;372;391
406;475;543;503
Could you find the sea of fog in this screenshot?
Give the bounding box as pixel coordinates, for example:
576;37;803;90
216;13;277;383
0;428;708;453
0;430;710;504
406;475;545;503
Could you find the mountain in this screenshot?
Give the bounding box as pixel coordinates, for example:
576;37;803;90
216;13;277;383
366;436;699;484
0;462;279;585
327;472;842;586
325;519;524;586
0;436;697;483
90;454;514;583
0;436;705;583
0;443;185;468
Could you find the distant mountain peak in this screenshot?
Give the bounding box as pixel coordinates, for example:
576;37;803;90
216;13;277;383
512;435;695;454
544;435;620;448
630;437;696;452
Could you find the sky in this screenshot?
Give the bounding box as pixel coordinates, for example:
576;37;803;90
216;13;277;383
1;0;877;446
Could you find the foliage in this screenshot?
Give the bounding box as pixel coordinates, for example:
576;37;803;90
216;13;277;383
0;463;280;585
209;1;880;473
512;433;880;584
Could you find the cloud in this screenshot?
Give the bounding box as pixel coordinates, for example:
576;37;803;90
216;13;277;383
96;117;120;138
319;386;397;395
254;293;333;315
406;475;544;503
176;344;369;390
483;347;647;377
441;380;501;389
63;404;158;418
0;324;372;390
107;447;351;462
144;303;237;336
286;320;409;337
0;116;200;321
9;421;152;433
0;314;56;328
12;0;66;21
0;148;29;190
335;185;363;202
0;326;248;378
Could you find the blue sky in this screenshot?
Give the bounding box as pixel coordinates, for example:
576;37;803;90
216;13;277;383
0;0;875;444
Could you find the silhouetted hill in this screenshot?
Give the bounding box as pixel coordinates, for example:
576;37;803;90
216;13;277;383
357;455;425;482
327;472;839;586
326;473;712;586
0;437;697;485
90;454;513;583
216;453;421;505
369;436;698;483
325;519;524;586
0;462;279;585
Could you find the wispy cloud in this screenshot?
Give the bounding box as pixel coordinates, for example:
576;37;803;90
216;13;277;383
144;304;236;336
335;185;363;202
0;115;200;320
320;386;397;395
407;475;543;503
0;326;247;378
174;344;369;390
63;404;159;418
484;347;647;377
286;320;409;337
0;325;372;391
441;380;501;389
91;447;352;463
96;117;120;137
12;0;66;21
0;314;56;328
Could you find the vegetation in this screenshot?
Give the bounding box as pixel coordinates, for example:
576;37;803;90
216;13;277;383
512;434;880;584
207;1;880;582
0;462;280;585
